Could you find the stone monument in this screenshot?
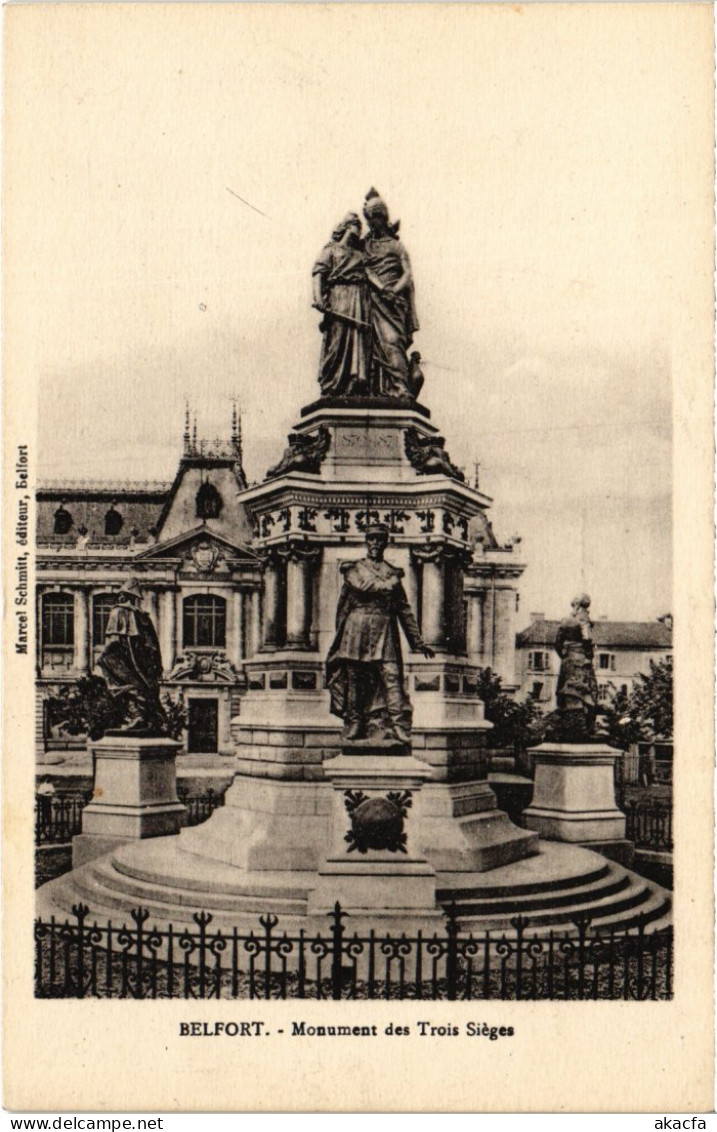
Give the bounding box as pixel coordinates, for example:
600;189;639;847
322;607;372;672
38;192;670;938
523;593;628;857
73;579;185;866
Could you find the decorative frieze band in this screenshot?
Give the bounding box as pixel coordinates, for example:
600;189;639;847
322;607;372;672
253;505;472;544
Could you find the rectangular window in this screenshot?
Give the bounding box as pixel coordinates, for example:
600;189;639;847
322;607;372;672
598;653;616;671
528;650;549;672
42;594;74;647
92;595;117;650
183;595;226;648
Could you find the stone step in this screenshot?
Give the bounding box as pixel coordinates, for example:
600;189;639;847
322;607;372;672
584;890;672;932
437;860;611;902
36;840;671;942
444;871;631;918
444;864;667;933
70;858;310;920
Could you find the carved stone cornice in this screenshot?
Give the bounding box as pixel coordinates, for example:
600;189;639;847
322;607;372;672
410;544;472;569
274;542;323;564
465;558;526;583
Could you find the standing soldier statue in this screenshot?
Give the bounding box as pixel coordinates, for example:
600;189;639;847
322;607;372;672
326;524;434;744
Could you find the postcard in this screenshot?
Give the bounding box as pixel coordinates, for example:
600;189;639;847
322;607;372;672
3;3;714;1113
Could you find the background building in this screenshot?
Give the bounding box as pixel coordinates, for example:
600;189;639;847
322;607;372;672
36;408;263;758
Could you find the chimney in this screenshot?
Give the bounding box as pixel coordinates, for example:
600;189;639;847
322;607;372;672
530;612;545;622
598;615;608;621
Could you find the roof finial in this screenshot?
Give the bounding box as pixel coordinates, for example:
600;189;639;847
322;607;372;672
232;400;246;488
183;401;191;455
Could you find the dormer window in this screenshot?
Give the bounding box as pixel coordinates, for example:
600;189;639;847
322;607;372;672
104;507;123;537
53;506;73;535
196;482;223;520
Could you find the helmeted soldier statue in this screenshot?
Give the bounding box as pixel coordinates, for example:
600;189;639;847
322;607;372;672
326;524;434;744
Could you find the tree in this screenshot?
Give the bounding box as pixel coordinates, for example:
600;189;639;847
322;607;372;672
47;676;186;742
475;668;545;753
628;656;673;740
602;656;673;749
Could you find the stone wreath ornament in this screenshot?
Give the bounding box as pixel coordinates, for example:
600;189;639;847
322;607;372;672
343;789;413;854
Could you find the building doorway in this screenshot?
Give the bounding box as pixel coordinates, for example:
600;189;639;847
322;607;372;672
187;698;219;754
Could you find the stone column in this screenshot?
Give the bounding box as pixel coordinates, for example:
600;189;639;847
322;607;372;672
262;556;283;648
414;549;445;649
145;589;159;632
482;583;496;669
225;588;239;663
465;592;483;661
493;586;517;685
73;587;90;673
249;589;262;659
284;548;320;649
235;592;245;660
404;557;419;615
159;589;176;674
174;591;184;657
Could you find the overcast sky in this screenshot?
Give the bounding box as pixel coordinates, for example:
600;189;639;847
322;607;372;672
8;4;703;625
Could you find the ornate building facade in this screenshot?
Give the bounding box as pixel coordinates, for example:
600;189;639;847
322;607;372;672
36;409;262;757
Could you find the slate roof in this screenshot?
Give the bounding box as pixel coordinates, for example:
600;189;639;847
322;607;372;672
516;619;672;650
36;485;168;546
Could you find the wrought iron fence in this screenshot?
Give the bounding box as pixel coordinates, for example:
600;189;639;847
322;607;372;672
35;795;90;845
35;902;672;1001
622;801;673;851
177;786;226;826
36;787;226;845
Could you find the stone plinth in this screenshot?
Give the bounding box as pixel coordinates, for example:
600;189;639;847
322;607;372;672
308;744;438;916
177;774;332;872
417;780;539;872
73;733;185;866
523;743;626;843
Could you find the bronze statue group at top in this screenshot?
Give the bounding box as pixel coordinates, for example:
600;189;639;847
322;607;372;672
312;189;424;402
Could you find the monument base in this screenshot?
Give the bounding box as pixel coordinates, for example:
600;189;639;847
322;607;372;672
309;744;438;915
418;780;539;872
73;734;185;867
523;743;626;843
577;839;635;867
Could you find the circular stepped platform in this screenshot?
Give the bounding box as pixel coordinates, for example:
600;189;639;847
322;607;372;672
436;847;672;934
36;832;671;939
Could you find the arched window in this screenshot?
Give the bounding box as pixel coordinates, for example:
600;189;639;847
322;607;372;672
53;506;73;535
104;507;123;537
92;593;117;652
42;593;74;648
183;594;226;648
196;482;223;520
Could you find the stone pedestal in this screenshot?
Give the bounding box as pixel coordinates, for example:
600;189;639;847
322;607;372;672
523;743;626;843
73;733;185;866
418;780;539;872
308;744;438;916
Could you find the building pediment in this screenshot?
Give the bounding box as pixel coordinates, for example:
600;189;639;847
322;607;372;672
135;526;260;574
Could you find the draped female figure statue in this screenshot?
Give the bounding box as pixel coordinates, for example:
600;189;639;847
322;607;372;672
363;188;420;400
311;213;370;397
554;593;599;735
311;194;423;402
